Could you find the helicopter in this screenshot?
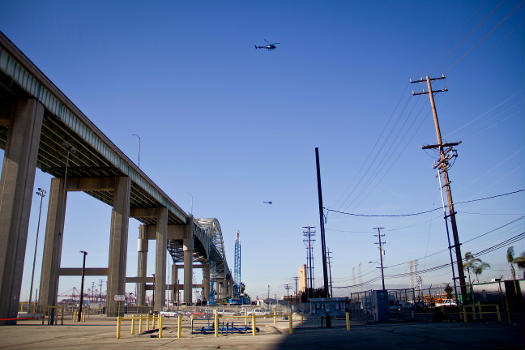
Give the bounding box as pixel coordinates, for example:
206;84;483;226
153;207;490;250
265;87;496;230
255;39;280;50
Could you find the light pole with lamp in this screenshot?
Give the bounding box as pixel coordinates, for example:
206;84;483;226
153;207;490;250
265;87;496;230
29;188;46;308
50;141;76;325
78;251;88;322
132;134;141;168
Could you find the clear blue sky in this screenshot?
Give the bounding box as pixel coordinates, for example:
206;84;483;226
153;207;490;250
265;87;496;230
1;0;524;301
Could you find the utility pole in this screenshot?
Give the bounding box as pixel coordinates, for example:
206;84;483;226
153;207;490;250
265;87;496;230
315;147;331;329
314;148;330;298
302;226;316;297
284;284;291;298
327;249;334;297
78;250;88;322
373;227;386;290
411;75;467;302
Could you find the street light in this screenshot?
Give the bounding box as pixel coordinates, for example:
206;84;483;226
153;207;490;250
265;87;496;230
132;134;141;168
78;251;88;322
29;187;46;307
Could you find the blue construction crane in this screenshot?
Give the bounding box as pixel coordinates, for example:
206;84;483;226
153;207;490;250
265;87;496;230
230;231;249;304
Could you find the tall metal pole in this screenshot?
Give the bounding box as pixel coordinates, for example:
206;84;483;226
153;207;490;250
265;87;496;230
437;170;459;305
50;142;75;324
78;250;88;322
327;249;333;297
29;188;46;306
314;148;330;298
315;147;331;328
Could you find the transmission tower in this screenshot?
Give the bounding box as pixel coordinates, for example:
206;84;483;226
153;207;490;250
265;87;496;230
302;226;316;297
411;74;467;302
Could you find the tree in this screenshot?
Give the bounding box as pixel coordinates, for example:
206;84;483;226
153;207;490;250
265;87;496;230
506;246;525;293
444;283;453;299
464;252;490;284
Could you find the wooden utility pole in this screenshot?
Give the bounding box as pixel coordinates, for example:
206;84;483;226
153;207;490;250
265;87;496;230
411;75;468;302
373;228;386;290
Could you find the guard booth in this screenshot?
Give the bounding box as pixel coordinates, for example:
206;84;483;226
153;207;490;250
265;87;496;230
309;298;347;317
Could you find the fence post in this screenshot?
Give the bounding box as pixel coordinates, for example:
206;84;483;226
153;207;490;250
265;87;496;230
346;312;350;331
116;316;121;339
61;306;64;325
177;315;182;338
252;314;256;336
463;306;468;323
477;302;483;320
273;308;277;325
42;307;46;325
214;310;219;337
244;310;248;326
495;305;502;322
289;312;293;335
159;316;163;338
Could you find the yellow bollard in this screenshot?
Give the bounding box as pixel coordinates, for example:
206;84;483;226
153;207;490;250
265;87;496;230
73;311;77;322
82;311;85;322
496;305;502;322
147;314;151;330
244;310;248;326
159;316;163;338
301;313;304;324
346;312;350;331
116;316;121;339
463;306;468;323
61;306;64;325
177;315;182;338
42;307;46;325
273;308;277;325
131;315;135;334
477;302;483;320
288;312;293;335
152;314;157;329
214;310;219;337
252;314;256;336
411;310;415;320
139;314;143;333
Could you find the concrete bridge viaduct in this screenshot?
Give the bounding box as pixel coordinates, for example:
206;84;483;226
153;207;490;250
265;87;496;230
0;32;232;325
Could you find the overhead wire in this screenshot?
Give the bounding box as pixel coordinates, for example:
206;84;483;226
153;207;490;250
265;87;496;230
325;188;524;217
445;0;525;73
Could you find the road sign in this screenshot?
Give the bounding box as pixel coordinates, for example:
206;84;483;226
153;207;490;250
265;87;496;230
114;294;125;302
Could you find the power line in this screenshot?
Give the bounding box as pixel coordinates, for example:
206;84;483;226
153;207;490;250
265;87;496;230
334;231;525;289
325;188;524;218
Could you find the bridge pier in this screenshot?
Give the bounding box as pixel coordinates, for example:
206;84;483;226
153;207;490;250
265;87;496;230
183;216;194;305
202;263;210;303
154;208;168;311
171;263;178;305
136;225;148;306
106;177;130;316
0;99;44;325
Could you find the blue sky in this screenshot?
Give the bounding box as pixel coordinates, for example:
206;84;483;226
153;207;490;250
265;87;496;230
1;0;524;301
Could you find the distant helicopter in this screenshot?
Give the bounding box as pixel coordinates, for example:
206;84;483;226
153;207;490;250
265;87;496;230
263;201;273;205
255;39;280;50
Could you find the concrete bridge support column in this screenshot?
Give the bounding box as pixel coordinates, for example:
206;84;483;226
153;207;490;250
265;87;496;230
183;216;194;305
154;208;167;311
0;99;43;325
136;225;148;306
171;263;178;305
106;177;130;316
38;177;67;311
202;264;210;302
